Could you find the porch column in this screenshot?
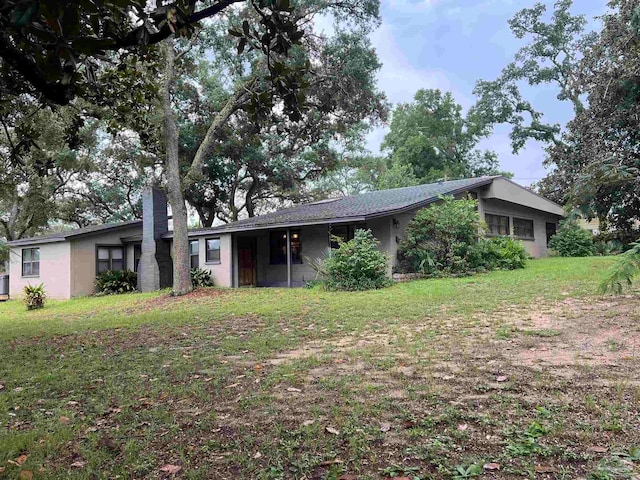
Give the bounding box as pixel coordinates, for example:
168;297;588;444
286;228;292;288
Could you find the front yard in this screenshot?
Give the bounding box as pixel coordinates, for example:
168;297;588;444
1;257;639;479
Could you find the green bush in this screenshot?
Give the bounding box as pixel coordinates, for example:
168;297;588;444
23;283;46;310
600;241;640;294
95;270;137;295
190;268;214;287
324;229;390;291
398;196;482;274
548;220;595;257
469;236;528;270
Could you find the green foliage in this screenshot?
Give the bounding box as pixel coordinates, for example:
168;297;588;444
0;242;8;265
469;236;528;271
398;197;527;275
398;196;482;274
382;89;506;183
23;283;46;310
600;242;640;294
324;229;390;291
190;268;214;288
95;270;137;295
548;221;595;257
453;463;483;479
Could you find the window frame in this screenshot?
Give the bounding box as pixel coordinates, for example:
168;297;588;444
269;230;302;265
205;237;221;264
21;247;40;277
485;213;511;237
95;245;126;274
513;217;535;241
189;239;200;269
133;244;142;273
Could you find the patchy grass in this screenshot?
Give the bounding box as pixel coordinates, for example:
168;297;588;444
0;257;639;479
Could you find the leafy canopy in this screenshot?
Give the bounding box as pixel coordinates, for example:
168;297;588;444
382;89;506;184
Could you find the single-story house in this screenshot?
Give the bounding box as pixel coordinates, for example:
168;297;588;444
6;176;565;299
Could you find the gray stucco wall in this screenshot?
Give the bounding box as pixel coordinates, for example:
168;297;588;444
480;198;559;257
70;225;144;297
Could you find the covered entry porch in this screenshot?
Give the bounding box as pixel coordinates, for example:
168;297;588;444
230;220;384;288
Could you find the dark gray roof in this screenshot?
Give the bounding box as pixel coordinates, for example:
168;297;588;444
179;176;498;236
6;220;142;246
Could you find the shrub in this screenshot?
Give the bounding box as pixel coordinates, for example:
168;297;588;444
398;196;481;274
95;270;137;295
469;236;528;270
24;283;46;310
324;229;390;291
190;268;214;287
548;220;595;257
600;241;640;294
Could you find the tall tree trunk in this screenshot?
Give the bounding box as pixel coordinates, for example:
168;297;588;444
162;40;193;295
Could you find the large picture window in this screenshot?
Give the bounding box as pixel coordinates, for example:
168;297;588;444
330;224;365;249
22;248;40;277
269;230;302;264
485;213;510;236
513;217;534;240
190;240;200;268
97;246;125;273
205;238;220;263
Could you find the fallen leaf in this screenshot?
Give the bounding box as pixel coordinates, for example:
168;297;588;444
286;387;302;393
253;452;262;460
318;459;343;466
457;424;468;431
160;464;182;474
325;426;340;435
0;384;4;390
253;364;263;371
587;446;608;454
59;416;70;424
496;375;508;382
225;383;240;389
302;419;315;427
70;461;86;468
535;464;557;473
19;471;33;480
15;454;28;465
380;422;391;432
67;401;79;406
483;462;501;471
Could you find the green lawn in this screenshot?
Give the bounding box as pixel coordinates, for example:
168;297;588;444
1;257;639;479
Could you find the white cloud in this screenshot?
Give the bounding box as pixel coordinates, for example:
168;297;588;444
365;21;471;153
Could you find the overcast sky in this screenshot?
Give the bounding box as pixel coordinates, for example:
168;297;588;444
363;0;607;186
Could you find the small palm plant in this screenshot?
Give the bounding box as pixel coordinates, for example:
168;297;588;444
24;283;46;310
600;241;640;294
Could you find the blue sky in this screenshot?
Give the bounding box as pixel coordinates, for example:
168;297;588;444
365;0;608;186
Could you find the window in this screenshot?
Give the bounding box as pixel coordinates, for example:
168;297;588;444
133;245;142;273
97;246;125;273
290;231;302;264
329;224;365;249
513;218;534;240
485;214;510;236
205;238;220;263
190;240;200;268
22;248;40;277
546;222;557;246
269;230;302;264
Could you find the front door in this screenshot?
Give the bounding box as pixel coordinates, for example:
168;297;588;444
237;237;257;287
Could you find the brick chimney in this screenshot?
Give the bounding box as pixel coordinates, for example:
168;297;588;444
139;185;173;292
